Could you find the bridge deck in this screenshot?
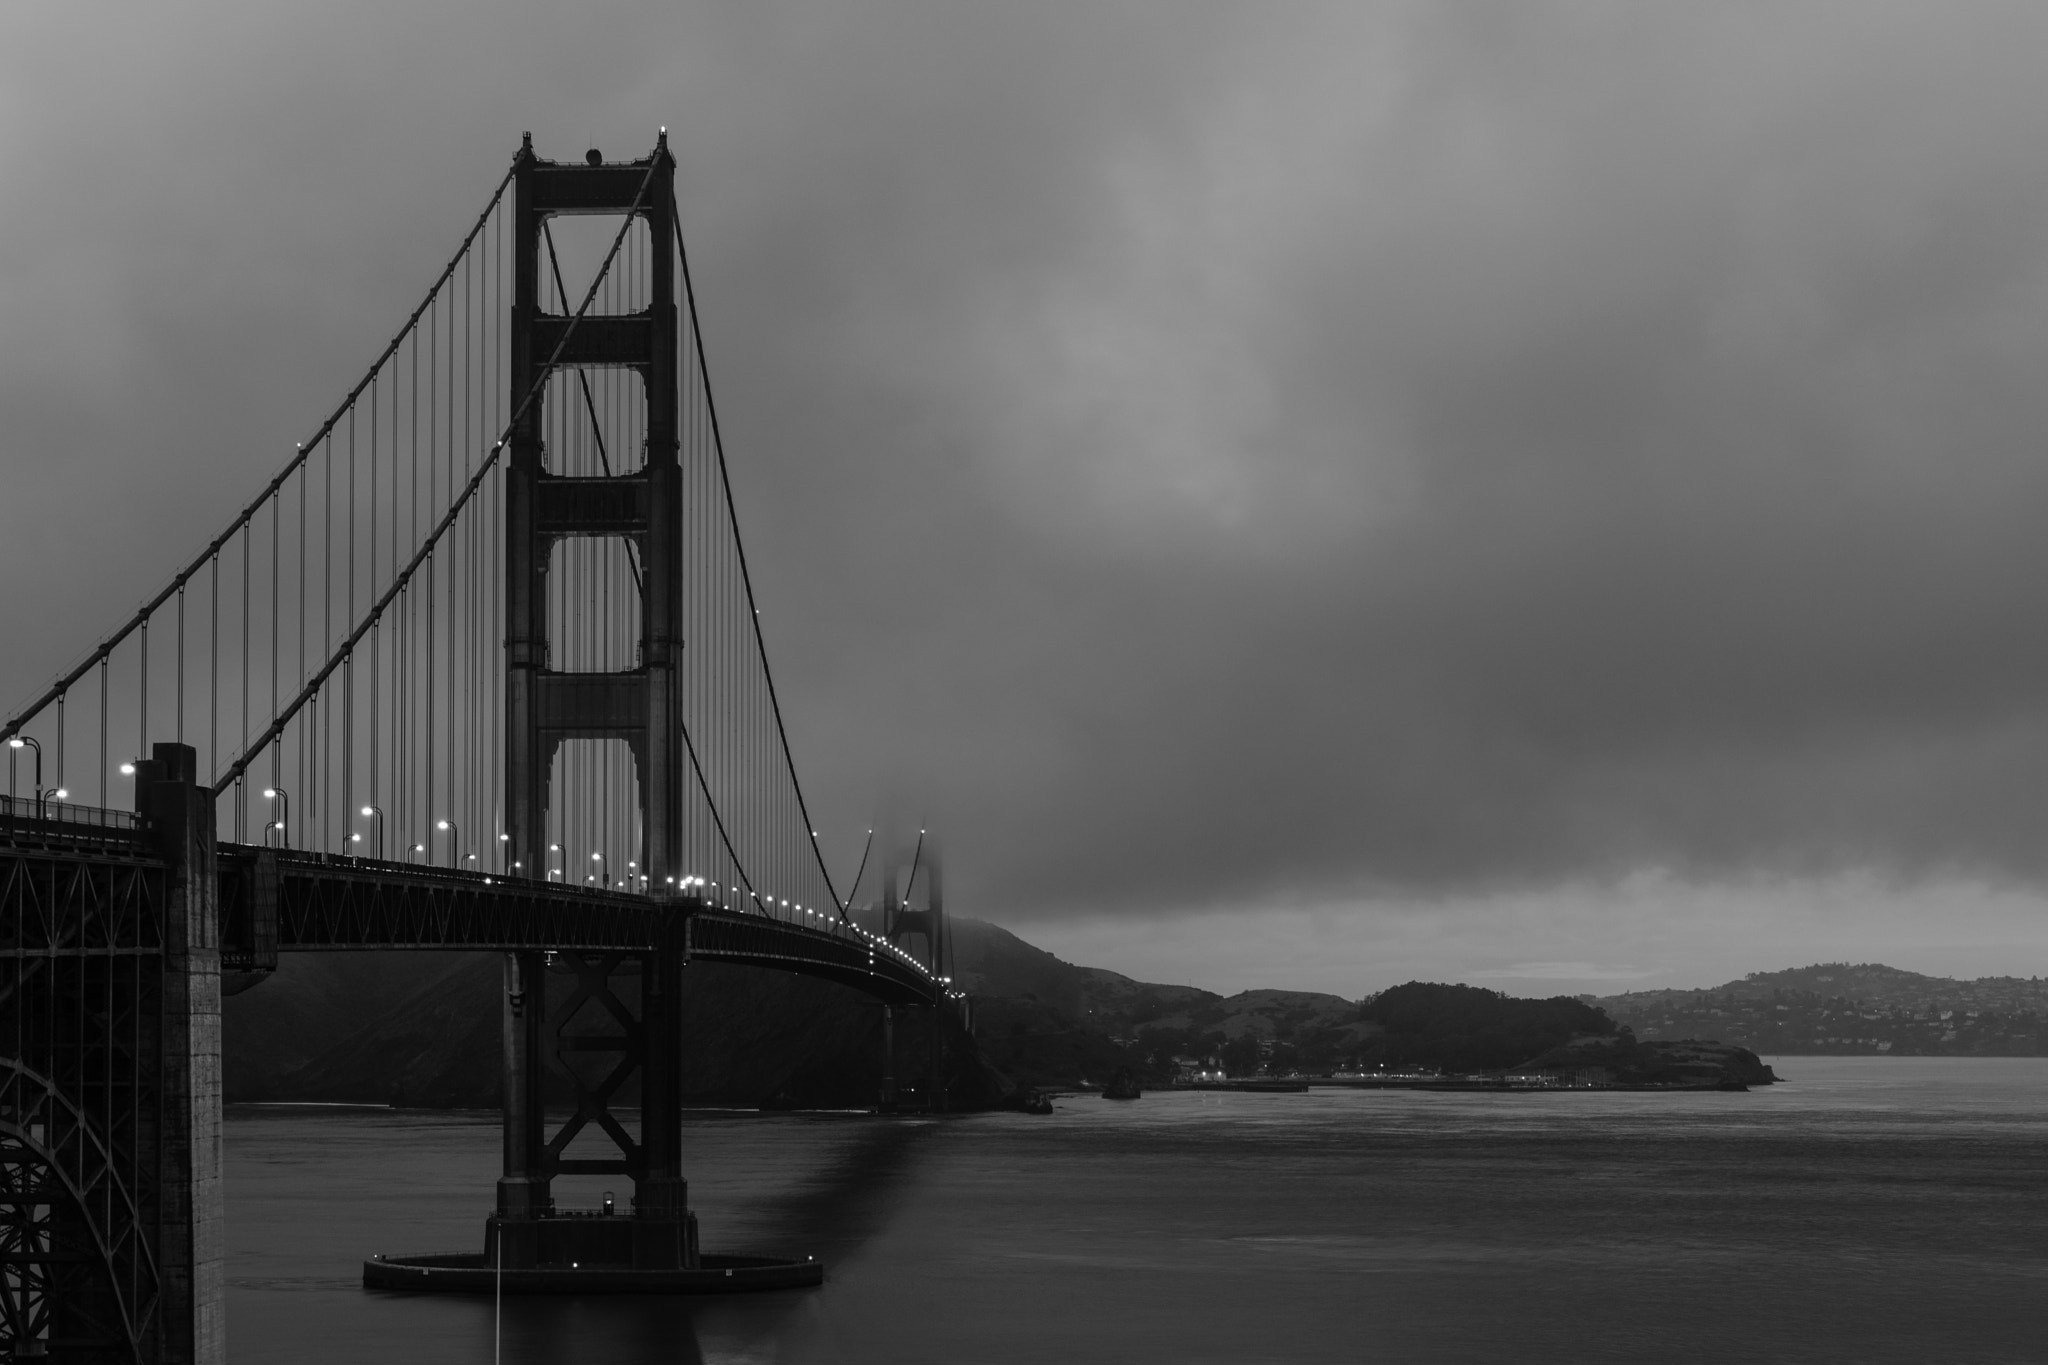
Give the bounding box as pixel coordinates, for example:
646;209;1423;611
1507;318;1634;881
2;813;950;1004
0;815;945;1005
217;846;943;1003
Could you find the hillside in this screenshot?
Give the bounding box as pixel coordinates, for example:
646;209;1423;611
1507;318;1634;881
224;919;1365;1102
1594;963;2048;1056
224;950;1011;1110
227;931;2047;1107
949;918;1363;1084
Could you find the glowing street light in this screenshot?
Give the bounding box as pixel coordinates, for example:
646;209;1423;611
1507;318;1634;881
262;787;290;850
359;805;385;860
7;736;50;817
436;819;461;869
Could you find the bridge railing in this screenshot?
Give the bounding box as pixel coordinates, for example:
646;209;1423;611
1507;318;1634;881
0;793;143;834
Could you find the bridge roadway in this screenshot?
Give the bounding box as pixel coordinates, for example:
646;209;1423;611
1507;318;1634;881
214;844;944;1005
1;808;945;1007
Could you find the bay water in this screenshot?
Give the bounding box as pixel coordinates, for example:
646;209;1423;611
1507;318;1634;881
226;1057;2048;1363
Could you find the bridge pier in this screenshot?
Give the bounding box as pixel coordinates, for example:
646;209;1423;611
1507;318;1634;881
488;947;697;1274
1;743;226;1362
926;1004;947;1114
879;1005;897;1112
134;744;227;1365
493;950;548;1255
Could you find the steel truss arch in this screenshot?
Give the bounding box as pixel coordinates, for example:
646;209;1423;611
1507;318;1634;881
0;1058;156;1363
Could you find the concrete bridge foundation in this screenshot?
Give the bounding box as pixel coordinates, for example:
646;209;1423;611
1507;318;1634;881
133;743;226;1365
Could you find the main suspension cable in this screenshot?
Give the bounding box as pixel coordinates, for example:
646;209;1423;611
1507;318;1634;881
673;195;848;921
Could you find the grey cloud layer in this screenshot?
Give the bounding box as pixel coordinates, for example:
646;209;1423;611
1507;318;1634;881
7;3;2048;923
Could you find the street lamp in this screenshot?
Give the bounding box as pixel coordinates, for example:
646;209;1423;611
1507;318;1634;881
408;842;425;863
359;805;384;860
7;737;45;817
263;787;290;850
436;819;461;869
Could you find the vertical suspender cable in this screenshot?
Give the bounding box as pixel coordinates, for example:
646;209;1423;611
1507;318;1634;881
371;377;380;836
271;495;280;775
427;297;438;843
240;527;249;838
210;555;219;787
299;453;307;831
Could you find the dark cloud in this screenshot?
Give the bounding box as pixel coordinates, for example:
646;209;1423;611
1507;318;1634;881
10;3;2048;948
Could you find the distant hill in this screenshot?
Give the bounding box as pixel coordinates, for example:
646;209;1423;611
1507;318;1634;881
224;949;1011;1110
948;918;1364;1084
228;930;2043;1107
225;953;487;1105
224;919;1367;1103
1593;963;2048;1056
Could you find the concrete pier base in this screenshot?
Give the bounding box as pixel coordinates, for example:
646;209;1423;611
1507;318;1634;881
136;743;226;1365
484;1209;698;1273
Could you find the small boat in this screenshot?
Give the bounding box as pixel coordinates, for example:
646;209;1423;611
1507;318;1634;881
1102;1067;1142;1100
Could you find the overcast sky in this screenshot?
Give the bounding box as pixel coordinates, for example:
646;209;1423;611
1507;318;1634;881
9;3;2048;996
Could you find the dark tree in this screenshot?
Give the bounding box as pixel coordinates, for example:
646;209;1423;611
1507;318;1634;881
1221;1035;1263;1077
1356;982;1619;1073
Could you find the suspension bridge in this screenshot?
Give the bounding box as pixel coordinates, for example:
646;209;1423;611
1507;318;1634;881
0;133;967;1363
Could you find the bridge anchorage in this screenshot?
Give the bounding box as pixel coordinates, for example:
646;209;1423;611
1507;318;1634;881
2;129;973;1356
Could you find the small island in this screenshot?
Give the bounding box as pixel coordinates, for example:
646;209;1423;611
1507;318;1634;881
1306;982;1779;1091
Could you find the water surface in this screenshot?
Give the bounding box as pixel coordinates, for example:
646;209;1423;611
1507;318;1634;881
226;1057;2048;1363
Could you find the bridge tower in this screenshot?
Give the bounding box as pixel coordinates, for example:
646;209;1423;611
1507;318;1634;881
495;133;693;1270
881;839;951;1112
